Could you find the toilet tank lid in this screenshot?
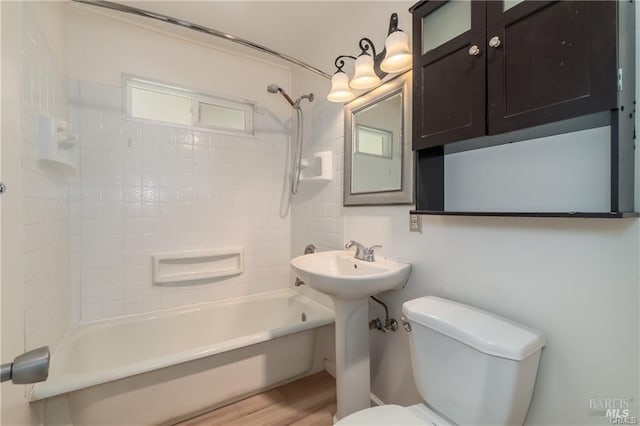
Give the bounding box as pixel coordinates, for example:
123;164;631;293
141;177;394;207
402;297;545;361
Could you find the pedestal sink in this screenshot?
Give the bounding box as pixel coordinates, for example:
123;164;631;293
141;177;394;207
290;250;411;421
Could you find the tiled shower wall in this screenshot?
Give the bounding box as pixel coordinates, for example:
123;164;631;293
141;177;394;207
290;100;345;255
70;81;291;321
21;4;71;352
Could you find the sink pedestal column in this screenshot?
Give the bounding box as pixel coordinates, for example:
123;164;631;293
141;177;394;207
334;298;370;421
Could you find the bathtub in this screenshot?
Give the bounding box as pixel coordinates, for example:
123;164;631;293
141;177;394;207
31;289;335;425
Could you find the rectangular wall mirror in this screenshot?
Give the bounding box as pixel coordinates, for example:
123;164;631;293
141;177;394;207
344;72;413;205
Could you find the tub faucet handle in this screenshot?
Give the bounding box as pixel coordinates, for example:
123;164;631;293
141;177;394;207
304;244;318;254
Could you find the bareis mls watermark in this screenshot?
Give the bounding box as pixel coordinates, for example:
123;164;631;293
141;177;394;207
589;398;638;424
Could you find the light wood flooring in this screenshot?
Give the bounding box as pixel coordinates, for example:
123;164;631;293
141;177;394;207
175;372;337;426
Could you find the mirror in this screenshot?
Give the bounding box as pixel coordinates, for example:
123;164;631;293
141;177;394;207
344;72;413;205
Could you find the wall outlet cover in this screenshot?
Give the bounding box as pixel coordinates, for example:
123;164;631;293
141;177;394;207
409;214;422;233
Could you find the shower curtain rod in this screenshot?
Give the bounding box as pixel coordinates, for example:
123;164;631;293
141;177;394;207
72;0;332;80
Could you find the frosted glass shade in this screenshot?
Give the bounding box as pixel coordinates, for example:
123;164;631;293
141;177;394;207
380;30;412;73
327;71;355;103
349;54;381;90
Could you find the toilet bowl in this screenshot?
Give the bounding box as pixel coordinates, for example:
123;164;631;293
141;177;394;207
336;296;545;426
337;403;451;425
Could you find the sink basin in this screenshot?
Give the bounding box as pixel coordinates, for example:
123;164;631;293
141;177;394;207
290;250;411;300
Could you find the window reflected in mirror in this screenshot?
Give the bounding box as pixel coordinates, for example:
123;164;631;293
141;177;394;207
355;125;393;158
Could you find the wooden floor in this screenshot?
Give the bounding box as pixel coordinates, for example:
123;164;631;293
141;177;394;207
175;372;337;426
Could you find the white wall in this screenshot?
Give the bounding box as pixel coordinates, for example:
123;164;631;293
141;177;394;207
66;7;295;321
291;1;640;424
347;212;638;425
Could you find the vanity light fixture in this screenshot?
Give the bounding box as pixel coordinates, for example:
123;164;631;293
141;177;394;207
327;13;412;103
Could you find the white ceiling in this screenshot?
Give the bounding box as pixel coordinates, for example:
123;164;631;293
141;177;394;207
74;1;413;79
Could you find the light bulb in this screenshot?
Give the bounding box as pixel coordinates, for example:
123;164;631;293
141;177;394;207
349;54;381;90
327;71;355;103
380;30;412;74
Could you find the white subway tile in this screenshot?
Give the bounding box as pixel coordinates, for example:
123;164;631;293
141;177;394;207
123;284;143;300
102;169;123;185
102;267;123;284
82;286;103;305
101;185;123;202
103;285;124;303
103;300;124;318
123;298;143;315
101;112;121;132
142;187;159;202
142;295;163;312
123;266;149;284
124;185;142;202
123;202;143;218
81;302;103;322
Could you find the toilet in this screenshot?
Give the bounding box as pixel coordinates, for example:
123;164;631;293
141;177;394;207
336;296;545;426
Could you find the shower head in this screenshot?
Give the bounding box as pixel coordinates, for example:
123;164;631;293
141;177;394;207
267;84;295;107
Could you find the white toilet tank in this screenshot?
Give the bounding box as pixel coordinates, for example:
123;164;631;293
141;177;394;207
402;297;545;426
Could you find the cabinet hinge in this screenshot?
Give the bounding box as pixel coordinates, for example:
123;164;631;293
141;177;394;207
617;68;623;91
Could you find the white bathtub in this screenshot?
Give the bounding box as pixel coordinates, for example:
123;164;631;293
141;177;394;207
31;289;335;425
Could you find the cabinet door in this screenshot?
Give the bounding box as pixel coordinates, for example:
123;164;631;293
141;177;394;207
487;1;617;135
412;1;486;150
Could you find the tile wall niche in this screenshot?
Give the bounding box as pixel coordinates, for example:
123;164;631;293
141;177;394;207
21;4;72;352
70;81;291;321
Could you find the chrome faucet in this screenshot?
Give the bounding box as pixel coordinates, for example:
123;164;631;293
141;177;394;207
345;240;382;262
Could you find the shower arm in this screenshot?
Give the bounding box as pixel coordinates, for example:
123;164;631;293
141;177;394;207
71;0;331;80
294;93;314;108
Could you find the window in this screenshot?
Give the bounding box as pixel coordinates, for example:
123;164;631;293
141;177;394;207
355;125;393;158
124;76;254;135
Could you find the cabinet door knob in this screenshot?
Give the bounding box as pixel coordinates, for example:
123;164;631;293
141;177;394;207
468;45;481;56
489;36;501;48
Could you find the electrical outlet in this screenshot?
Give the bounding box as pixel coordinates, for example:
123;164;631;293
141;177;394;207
409;214;422;233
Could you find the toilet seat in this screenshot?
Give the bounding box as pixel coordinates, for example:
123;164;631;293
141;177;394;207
335;404;452;426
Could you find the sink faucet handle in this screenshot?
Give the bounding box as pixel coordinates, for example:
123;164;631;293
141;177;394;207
364;244;382;262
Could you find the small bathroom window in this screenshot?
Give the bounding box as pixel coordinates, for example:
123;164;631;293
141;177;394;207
124;76;254;135
355;125;393;158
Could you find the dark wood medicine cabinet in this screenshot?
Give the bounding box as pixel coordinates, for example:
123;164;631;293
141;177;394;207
409;0;636;218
